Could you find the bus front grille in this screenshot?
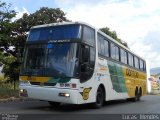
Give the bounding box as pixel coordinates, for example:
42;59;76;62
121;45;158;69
30;82;56;86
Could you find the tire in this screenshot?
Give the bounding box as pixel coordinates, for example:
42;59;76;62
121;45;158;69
92;87;104;109
138;88;142;101
127;88;139;102
48;101;61;107
134;88;139;102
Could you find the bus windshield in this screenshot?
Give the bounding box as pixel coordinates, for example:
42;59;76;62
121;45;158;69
28;25;81;41
21;43;79;77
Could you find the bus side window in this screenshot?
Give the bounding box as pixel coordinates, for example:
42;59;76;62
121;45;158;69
140;59;144;71
143;61;146;71
104;39;109;57
111;43;116;59
115;46;120;61
120;49;125;63
82;26;95;46
111;43;119;61
128;53;134;67
134;56;140;69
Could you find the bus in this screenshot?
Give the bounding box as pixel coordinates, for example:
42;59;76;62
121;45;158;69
19;22;147;108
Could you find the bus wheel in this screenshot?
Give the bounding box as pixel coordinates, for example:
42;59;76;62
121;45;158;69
127;88;139;102
138;88;142;101
134;88;139;101
92;87;104;108
48;101;60;107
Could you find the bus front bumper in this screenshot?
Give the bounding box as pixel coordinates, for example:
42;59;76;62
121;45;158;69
19;85;79;104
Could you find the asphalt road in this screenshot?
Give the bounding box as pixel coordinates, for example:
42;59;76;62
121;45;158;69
0;95;160;120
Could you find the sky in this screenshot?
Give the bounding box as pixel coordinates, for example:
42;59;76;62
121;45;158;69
4;0;160;69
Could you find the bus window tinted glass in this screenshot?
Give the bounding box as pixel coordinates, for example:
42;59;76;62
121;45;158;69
98;34;109;57
128;53;134;67
134;57;139;69
140;60;144;71
28;25;81;41
111;43;116;59
121;49;127;64
115;46;119;61
104;40;109;57
111;43;119;61
83;26;95;45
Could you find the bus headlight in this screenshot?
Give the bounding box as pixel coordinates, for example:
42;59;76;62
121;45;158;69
59;93;70;97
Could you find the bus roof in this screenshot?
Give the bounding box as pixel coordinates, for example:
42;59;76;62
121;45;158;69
31;21;96;30
31;21;145;61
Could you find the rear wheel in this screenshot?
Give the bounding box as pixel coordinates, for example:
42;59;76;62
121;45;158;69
48;101;61;107
138;88;142;101
135;89;139;101
127;88;139;102
92;87;104;108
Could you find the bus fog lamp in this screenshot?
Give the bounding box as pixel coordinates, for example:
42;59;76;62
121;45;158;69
19;89;28;97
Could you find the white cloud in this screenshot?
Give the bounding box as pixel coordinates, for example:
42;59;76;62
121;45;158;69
55;0;160;68
13;7;30;21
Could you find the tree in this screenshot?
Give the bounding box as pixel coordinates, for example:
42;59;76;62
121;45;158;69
0;1;18;89
0;2;69;83
0;1;16;56
100;27;128;48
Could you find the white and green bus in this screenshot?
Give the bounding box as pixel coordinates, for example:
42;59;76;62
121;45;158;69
19;22;146;108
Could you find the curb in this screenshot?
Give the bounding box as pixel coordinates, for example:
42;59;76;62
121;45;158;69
0;97;33;102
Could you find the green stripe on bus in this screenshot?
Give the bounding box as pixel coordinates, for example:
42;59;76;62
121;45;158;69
108;61;127;93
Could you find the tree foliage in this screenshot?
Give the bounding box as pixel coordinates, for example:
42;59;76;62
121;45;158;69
0;1;16;57
0;0;18;83
100;27;128;48
0;1;69;82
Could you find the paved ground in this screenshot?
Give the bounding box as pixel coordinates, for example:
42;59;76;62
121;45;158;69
0;95;160;120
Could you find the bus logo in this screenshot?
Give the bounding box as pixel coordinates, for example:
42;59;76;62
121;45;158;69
83;88;92;100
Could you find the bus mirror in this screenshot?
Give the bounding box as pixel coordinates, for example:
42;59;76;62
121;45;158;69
82;48;89;62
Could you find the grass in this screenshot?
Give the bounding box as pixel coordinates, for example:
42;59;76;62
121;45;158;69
0;88;19;99
0;81;19;99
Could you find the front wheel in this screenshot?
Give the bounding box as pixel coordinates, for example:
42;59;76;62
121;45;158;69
92;87;104;109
